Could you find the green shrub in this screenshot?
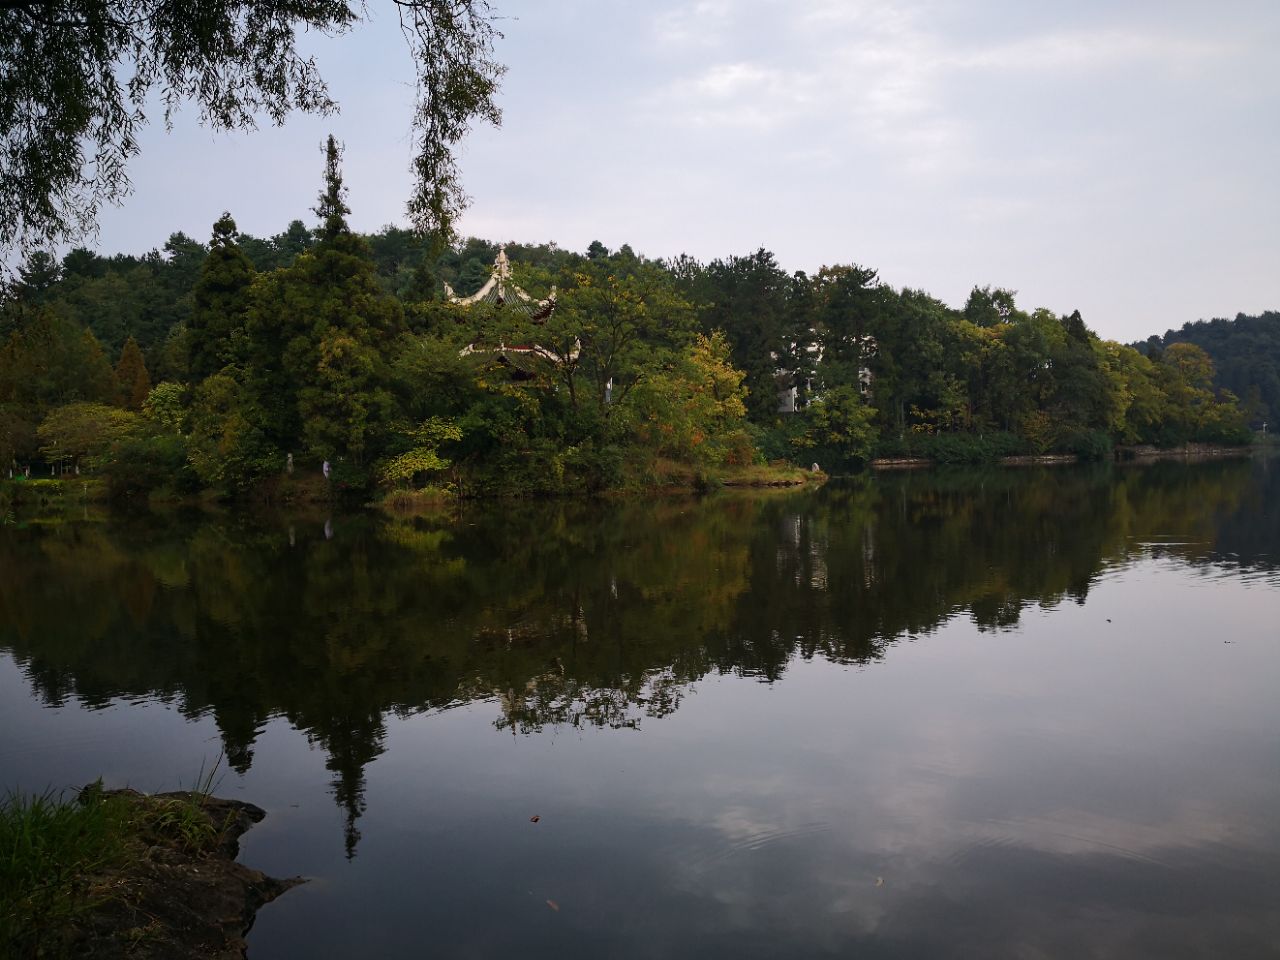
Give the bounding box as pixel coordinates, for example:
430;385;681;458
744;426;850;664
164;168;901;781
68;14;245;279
1196;421;1254;446
1056;428;1113;460
874;431;1028;464
564;441;625;493
97;433;198;498
0;477;72;506
747;421;794;463
788;385;878;471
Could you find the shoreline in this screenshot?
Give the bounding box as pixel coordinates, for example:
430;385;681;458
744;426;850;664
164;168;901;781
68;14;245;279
1;462;825;511
1114;443;1255;461
870;443;1257;471
3;446;1261;511
4;786;301;959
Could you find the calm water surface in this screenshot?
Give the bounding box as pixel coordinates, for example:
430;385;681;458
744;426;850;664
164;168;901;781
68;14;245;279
2;459;1278;958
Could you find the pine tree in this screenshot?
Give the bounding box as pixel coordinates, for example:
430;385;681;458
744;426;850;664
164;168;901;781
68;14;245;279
189;212;255;381
115;336;151;410
16;251;61;301
315;136;352;243
243;137;404;470
38;318;117;406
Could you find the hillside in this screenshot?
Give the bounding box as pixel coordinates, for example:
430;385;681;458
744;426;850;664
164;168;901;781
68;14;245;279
1142;312;1280;426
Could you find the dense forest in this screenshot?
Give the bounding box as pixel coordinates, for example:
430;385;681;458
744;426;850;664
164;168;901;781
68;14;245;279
0;139;1260;500
1141;311;1280;429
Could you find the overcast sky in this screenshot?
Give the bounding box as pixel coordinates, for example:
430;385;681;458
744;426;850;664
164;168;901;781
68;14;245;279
92;0;1279;342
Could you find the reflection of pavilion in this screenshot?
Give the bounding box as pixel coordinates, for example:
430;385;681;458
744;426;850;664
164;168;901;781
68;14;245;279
448;246;578;368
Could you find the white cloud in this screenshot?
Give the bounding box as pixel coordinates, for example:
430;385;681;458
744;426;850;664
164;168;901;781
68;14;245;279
83;0;1280;341
955;29;1234;73
693;62;782;99
644;4;1237;167
653;0;735;49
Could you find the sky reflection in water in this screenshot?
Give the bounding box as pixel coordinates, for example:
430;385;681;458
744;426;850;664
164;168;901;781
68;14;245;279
1;458;1278;958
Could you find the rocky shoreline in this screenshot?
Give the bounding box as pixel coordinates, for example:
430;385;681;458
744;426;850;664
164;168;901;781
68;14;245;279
870;443;1255;470
69;790;302;959
1115;443;1254;461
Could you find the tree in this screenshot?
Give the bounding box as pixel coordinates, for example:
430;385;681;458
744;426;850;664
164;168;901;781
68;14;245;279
61;247;105;280
789;384;877;468
115;336;151;410
630;332;750;465
0;403;34;469
142;381;186;435
1156;342;1219;443
548;259;695;414
299;332;395;467
1151;311;1280;428
16;251;61;300
187;372;277;491
242;138;404;468
866;287;954;434
682;249;790;423
378;417;462;487
992;308;1061;432
161;231;207;298
1;0;503;254
813;264;883;394
1098;341;1165;443
36;401;138;470
777;271;820;411
964;286;1018;327
189;212;254;380
1047;309;1109;444
44;258;180;356
0;304;117;426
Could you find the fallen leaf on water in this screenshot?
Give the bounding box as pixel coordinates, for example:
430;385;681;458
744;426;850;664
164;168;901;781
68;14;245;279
530;815;541;823
546;899;560;912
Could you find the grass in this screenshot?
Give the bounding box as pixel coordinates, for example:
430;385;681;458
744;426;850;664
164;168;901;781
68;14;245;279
251;470;334;505
0;477;109;511
374;485;456;513
631;457;821;492
0;782;134;955
147;755;224;855
640;455;819;488
716;461;820;486
1;759;228;956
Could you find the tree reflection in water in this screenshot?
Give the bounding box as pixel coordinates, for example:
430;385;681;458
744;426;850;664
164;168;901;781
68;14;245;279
1;457;1274;855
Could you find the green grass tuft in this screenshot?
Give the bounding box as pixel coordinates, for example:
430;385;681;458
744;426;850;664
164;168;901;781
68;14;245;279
0;761;230;954
0;781;133;955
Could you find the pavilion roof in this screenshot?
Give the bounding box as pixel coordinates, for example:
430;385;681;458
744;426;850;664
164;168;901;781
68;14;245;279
444;245;556;321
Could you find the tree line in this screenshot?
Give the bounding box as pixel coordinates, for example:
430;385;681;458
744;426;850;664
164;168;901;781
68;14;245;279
1140;311;1280;430
0;139;1258;499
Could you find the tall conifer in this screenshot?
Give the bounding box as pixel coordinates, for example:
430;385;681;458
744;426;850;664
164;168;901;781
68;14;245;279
115;336;151;410
242;137;404;469
316;136;352;242
190;212;255;381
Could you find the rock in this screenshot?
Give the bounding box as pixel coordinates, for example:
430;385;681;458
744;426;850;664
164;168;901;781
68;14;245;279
71;790;305;959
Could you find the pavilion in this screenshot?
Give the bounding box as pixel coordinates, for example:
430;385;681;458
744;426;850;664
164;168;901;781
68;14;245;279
446;246;577;368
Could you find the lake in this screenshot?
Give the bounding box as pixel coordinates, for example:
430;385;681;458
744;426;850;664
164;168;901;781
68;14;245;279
2;458;1278;958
